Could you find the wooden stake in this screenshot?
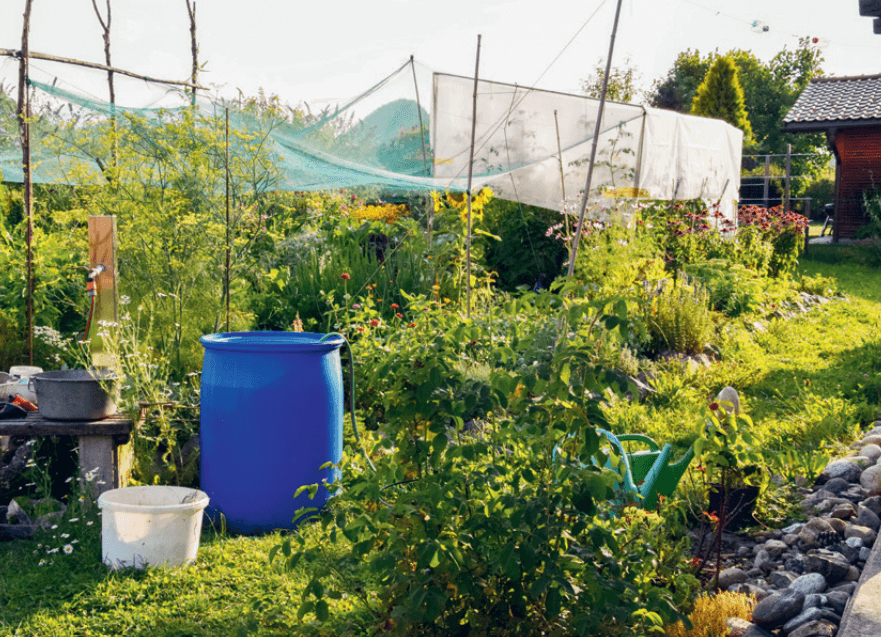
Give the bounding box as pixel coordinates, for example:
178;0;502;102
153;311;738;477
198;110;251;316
17;0;34;365
566;0;625;278
784;143;792;213
186;0;198;105
466;35;481;318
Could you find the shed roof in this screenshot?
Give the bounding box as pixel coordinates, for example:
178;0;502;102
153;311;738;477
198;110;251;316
783;74;881;132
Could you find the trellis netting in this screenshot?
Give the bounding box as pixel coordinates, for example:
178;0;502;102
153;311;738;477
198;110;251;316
0;59;741;221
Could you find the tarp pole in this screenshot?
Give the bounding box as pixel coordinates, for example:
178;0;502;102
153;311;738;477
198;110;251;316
466;34;481;318
553;109;570;243
566;0;625;278
17;0;34;365
410;56;429;177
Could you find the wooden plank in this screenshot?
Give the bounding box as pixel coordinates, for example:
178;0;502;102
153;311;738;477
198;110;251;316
88;216;118;368
0;412;131;436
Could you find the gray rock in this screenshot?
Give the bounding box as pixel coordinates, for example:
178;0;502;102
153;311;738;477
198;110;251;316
768;570;796;588
730;583;772;600
805;549;851;584
829;541;860;564
823;477;849;494
718;567;748;590
860;463;881;493
784;533;800;546
763;539;788;558
799;518;836;549
782;607;824;634
825;517;846;535
829;581;856;595
821;459;864;483
860;546;872;561
790;572;828;595
754;549;772;570
824;590;850;614
783;522;806;534
751;588;805;626
844;485;868;501
788;619;836;637
737;545;753;558
845;536;864;549
725;617;774;637
855;504;881;531
845;564;861;581
863;494;881;515
747;567;764;578
802;593;826;610
785;553;807;575
862;433;881;445
845;523;877;546
861;443;881;461
831;502;856;518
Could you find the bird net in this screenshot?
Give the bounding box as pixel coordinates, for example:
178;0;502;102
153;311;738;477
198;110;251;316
0;59;741;217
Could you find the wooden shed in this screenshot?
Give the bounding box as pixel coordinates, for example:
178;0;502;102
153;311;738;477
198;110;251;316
783;74;881;240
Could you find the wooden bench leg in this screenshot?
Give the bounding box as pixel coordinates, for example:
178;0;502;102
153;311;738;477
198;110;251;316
79;435;119;498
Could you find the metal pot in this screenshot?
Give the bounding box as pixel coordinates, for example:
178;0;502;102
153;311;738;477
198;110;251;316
31;369;119;421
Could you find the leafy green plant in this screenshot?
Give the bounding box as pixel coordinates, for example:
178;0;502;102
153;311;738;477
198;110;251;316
642;276;715;356
272;297;696;636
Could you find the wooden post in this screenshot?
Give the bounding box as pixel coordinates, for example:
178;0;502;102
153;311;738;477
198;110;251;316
784;144;791;212
17;0;35;365
88;216;119;368
465;34;481;318
763;155;770;209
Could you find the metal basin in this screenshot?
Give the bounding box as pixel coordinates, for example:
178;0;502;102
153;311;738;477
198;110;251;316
31;369;118;421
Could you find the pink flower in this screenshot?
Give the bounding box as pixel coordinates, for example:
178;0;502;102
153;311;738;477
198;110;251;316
340;273;351;280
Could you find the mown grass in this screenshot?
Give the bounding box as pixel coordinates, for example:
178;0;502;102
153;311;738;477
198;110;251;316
2;242;881;636
0;511;372;636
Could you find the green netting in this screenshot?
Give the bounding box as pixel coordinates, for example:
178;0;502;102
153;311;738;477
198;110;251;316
0;59;642;198
0;60;741;219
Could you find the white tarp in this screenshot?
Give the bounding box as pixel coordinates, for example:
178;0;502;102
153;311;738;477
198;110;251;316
431;73;743;223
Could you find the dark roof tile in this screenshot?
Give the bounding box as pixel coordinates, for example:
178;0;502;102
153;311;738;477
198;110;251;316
784;74;881;125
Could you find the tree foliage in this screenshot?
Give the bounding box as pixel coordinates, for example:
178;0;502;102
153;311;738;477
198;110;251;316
648;38;828;196
690;56;753;143
581;57;642;104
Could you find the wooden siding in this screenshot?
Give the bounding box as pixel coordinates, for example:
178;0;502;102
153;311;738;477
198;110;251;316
834;126;881;239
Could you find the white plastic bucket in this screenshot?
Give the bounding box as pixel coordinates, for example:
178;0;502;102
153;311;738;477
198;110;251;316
97;486;209;569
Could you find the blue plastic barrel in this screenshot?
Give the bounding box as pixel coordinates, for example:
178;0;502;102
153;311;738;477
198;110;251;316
199;332;344;534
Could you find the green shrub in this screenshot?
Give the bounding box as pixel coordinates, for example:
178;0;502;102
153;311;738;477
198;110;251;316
737;205;809;278
643;276;715;356
683;260;766;317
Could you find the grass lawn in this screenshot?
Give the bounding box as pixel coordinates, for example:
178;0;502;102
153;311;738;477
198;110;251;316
2;242;880;636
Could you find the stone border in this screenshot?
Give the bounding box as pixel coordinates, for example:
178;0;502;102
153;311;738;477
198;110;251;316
838;527;881;636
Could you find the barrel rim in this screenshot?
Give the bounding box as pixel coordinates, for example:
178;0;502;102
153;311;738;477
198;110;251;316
200;331;344;352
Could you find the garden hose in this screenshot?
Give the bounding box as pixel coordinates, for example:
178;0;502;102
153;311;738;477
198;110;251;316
319;332;377;472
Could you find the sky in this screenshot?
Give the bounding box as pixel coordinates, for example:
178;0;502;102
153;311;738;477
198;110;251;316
1;0;880;111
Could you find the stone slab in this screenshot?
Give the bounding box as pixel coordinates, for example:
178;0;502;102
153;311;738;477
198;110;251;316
838;523;881;636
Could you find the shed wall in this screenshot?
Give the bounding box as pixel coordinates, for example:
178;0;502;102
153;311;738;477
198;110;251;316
833;126;881;239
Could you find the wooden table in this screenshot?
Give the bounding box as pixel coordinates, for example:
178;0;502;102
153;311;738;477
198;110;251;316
0;412;135;496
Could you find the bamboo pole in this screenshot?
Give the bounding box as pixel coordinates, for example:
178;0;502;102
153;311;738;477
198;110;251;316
17;0;34;365
465;34;481;318
0;48;207;89
566;0;625;278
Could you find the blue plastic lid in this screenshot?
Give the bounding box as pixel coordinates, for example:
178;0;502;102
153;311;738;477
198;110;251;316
200;331;344;353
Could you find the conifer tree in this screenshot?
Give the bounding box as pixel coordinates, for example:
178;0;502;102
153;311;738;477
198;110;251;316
690;56;753;143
